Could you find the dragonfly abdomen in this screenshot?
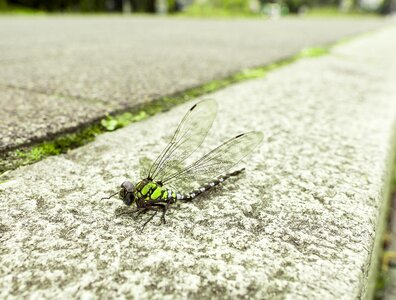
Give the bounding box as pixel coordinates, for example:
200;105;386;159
180;168;245;201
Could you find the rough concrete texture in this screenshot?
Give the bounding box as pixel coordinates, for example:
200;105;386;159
0;16;387;150
1;26;396;299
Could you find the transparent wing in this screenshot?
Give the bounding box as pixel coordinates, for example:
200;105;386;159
147;99;218;182
139;157;153;178
161;131;263;192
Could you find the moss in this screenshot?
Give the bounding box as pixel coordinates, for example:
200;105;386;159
374;272;389;299
392;159;396;191
100;111;148;131
297;47;329;58
372;125;396;299
7;125;102;170
0;44;334;175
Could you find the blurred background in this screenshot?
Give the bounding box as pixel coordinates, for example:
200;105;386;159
0;0;395;17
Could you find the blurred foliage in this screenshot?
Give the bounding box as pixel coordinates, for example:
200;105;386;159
2;0;154;12
306;5;379;17
1;0;180;12
182;0;387;16
183;0;252;16
0;0;7;9
0;0;392;14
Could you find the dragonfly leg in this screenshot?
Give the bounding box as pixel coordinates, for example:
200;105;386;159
141;209;158;231
142;201;169;225
145;204;167;226
159;205;168;225
153;203;169;225
136;208;149;218
160;200;172;224
101;191;119;200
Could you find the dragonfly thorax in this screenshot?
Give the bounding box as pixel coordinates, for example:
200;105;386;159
134;179;177;205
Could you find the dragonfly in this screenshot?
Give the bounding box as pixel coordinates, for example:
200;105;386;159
103;99;263;229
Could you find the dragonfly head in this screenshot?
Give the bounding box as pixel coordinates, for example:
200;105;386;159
119;181;136;206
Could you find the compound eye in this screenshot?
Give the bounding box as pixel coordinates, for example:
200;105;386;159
121;181;135;192
124;193;135;206
119;188;126;200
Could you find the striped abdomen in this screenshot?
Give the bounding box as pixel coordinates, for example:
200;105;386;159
180;168;245;201
135;168;245;204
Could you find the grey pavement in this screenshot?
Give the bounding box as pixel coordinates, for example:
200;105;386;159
1;25;396;299
0;16;388;151
0;87;110;148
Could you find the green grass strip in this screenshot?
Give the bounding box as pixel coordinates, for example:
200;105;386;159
0;45;329;175
373;123;396;299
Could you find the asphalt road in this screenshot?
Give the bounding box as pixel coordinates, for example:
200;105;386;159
0;16;387;151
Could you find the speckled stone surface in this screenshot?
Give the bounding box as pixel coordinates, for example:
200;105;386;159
1;26;396;299
0;16;387;150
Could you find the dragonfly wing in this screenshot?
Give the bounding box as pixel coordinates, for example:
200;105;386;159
148;99;218;182
161;131;263;192
139;157;154;179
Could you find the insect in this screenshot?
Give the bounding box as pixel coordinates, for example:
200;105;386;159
103;99;263;229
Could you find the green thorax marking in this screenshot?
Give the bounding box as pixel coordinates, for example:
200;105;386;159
136;179;168;201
